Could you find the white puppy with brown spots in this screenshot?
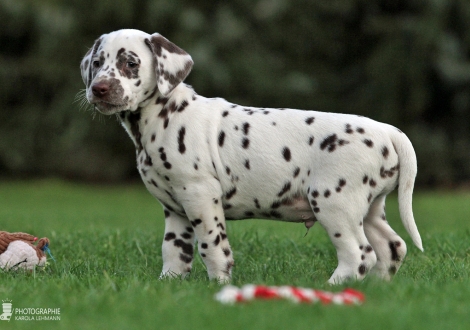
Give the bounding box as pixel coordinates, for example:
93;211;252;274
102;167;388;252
80;29;423;284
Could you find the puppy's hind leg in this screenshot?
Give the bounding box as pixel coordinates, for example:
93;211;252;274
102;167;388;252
364;195;407;280
309;188;376;284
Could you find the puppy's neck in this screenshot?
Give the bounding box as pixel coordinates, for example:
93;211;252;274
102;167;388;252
117;83;197;152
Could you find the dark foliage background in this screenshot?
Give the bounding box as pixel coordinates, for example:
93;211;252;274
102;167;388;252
1;0;470;186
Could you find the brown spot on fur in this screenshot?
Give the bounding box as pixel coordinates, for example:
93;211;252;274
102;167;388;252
389;241;401;261
358;264;366;275
382;146;389;159
277;182;291;197
363;139;374;148
282;147;291;161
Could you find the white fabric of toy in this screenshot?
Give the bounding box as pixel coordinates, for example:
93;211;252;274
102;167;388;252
0;231;52;271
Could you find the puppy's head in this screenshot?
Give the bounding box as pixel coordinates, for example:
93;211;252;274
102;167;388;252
80;29;193;115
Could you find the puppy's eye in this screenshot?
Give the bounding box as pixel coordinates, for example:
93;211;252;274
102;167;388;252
127;61;138;68
93;61;100;68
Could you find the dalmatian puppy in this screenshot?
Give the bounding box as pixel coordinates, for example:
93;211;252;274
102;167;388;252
80;29;423;284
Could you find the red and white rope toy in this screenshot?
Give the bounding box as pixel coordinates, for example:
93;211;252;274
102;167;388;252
215;285;365;305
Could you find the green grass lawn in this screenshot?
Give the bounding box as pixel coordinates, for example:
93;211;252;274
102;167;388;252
0;180;469;330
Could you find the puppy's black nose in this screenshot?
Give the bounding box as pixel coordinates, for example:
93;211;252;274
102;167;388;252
92;82;110;97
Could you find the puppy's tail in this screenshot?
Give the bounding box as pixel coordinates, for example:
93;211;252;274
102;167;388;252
391;128;423;251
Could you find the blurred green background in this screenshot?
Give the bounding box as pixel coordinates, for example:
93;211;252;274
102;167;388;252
1;0;470;186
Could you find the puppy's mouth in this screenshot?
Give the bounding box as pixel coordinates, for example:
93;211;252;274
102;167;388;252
92;100;128;114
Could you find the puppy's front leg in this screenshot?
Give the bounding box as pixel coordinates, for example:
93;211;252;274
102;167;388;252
160;209;196;279
178;181;234;283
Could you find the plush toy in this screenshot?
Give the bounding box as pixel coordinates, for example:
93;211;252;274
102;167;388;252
0;231;52;271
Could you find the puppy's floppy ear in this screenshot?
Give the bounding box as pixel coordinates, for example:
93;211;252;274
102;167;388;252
145;33;193;96
80;36;104;88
